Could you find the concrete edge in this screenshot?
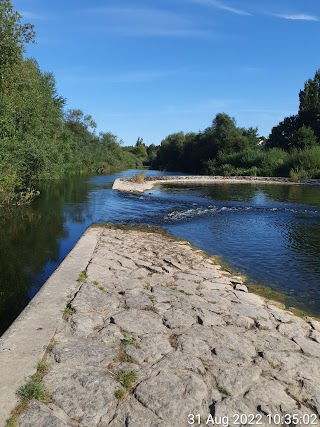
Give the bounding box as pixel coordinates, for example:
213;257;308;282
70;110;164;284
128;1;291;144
112;176;320;193
0;225;103;426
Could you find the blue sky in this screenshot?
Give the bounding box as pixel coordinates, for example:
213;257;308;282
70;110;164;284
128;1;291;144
13;0;320;146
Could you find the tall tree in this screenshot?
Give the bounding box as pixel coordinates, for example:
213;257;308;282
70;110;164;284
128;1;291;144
136;136;143;146
268;115;299;150
0;0;35;79
299;69;320;137
208;113;248;155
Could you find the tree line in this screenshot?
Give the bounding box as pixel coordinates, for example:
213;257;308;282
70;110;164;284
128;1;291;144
0;0;142;206
147;69;320;180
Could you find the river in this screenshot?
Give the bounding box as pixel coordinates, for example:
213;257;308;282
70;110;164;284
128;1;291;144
0;169;320;335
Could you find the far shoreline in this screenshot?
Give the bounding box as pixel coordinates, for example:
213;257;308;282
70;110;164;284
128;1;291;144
112;174;320;193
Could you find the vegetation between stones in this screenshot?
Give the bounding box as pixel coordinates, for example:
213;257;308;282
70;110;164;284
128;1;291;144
6;360;50;427
114;369;138;390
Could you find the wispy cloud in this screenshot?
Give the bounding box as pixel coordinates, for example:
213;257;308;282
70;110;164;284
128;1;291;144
82;6;214;38
271;13;319;22
105;98;241;117
190;0;252;16
57;67;192;84
20;11;45;20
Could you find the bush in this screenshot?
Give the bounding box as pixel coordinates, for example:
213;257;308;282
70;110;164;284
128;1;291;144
260;148;289;176
289;146;320;171
289;168;310;182
131;171;146;183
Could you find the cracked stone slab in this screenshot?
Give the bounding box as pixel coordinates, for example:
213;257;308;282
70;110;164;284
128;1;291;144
18;401;71;427
5;225;319;427
153;350;206;375
111;309;167;335
50;340;118;367
71;284;120;315
211;365;262;397
163;308;196;329
102;397;166;427
44;370;119;427
134;370;208;426
244;378;298;414
293;336;320;358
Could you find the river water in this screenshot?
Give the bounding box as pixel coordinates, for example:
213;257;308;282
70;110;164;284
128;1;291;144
1;169;320;335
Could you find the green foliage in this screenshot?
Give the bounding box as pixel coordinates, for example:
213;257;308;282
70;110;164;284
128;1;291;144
268;115;299;150
5;418;17;427
151;96;320;179
9;359;50;424
151;69;320;178
0;1;143;205
63;306;76;320
77;270;88;282
121;334;140;348
287;146;320;177
36;361;49;375
18;373;47;402
114;369;138;389
218;387;231;397
146;143;158;164
289;168;309;182
299;69;320;137
0;0;35;79
268;68;320;152
291;125;317;149
114;388;126;399
151;113;253;174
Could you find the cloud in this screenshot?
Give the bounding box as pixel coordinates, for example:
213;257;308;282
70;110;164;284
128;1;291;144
82;6;214;38
57;67;192;84
105;98;241;117
20;11;45;20
190;0;252;16
271;13;319;22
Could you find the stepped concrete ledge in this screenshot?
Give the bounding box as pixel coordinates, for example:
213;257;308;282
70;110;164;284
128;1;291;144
112;175;320;193
1;224;320;427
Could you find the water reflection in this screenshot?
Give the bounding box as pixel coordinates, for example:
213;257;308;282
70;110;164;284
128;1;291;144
1;172;320;335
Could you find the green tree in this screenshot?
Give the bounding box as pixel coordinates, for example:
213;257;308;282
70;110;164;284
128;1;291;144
299;69;320;137
157;132;185;171
212;113;249;154
64;109;97;144
136;136;143;146
0;0;35;80
291;125;317;150
299;70;320;114
3;59;64;140
0;0;143;204
146;143;157;160
242;127;259;146
268;115;299;150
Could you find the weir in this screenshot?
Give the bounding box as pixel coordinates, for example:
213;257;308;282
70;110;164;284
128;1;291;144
112;175;320;193
1;224;319;426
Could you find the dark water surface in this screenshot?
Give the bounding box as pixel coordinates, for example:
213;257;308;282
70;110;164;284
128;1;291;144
1;170;320;335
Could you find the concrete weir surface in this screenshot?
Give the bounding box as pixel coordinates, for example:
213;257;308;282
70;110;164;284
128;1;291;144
112;175;320;193
1;225;320;427
0;226;102;426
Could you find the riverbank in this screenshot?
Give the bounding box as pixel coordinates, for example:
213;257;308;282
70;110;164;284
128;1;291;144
112;175;320;193
2;224;320;426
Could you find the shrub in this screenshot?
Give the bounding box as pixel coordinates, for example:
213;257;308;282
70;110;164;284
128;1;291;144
289;168;309;182
131;171;146;183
